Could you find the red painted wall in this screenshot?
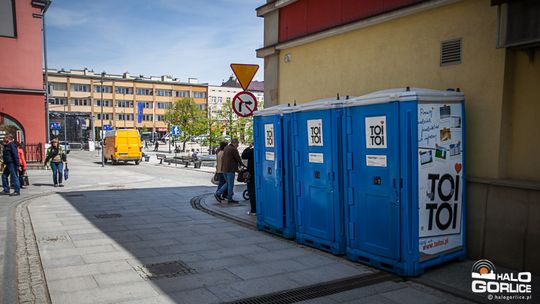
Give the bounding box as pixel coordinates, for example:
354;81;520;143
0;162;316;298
0;93;45;144
0;1;46;149
0;0;44;90
279;0;426;42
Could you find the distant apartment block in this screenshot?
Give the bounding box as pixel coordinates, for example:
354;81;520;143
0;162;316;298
46;68;208;139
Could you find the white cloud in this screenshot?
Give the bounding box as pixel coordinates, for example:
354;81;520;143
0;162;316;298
47;7;89;28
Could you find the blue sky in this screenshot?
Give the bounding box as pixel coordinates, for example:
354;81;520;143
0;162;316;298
46;0;264;85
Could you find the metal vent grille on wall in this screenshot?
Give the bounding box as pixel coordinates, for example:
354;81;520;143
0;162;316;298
440;39;462;66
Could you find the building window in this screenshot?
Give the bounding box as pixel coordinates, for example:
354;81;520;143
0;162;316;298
50;82;67;91
49;97;66;105
218;97;222;103
71;84;90;92
136;88;153;95
156;89;172;96
116;100;133;108
116;87;133;94
192;91;206;99
157;102;171;109
197;104;206;110
175;90;190;97
156;115;165;121
95;85;113;93
96;99;112;107
0;0;16;37
117;114;134;121
140;102;153;109
226;97;231;103
96;113;112;120
211;96;216;103
73;98;91;106
143;114;153;121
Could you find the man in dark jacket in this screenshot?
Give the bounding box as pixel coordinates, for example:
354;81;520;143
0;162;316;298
2;135;20;196
241;144;256;215
216;139;243;203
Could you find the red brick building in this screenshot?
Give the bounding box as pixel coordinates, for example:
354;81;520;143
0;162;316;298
0;0;49;156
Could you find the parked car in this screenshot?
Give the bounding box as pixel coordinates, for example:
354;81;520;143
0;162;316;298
59;141;71;154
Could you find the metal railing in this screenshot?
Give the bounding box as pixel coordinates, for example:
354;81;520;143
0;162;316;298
24;143;43;163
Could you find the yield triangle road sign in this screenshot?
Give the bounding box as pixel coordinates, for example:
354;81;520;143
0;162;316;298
230;63;259;91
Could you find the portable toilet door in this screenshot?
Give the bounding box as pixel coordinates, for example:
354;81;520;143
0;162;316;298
253;106;295;238
292;99;346;255
343;88;466;276
343;99;402;270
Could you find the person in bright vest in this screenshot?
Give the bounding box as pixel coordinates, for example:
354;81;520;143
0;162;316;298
44;139;67;187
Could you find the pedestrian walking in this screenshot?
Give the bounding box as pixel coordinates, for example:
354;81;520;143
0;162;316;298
1;135;20;196
154;141;159;152
242;143;256;215
44;139;68;187
16;142;27;189
214;141;228;201
144;140;149;149
215;139;243;204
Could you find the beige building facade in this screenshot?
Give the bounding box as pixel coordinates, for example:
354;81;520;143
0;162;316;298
257;0;540;273
47;68;208;138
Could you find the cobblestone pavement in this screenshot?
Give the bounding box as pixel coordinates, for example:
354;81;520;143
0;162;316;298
6;151;537;303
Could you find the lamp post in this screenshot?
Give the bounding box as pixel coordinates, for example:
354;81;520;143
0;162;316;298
100;71;105;167
207;104;212;155
63;94;67;144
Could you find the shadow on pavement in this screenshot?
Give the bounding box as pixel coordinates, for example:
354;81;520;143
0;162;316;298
36;185;348;303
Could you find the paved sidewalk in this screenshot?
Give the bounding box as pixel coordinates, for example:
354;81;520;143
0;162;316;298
11;151;537;304
23;153;376;303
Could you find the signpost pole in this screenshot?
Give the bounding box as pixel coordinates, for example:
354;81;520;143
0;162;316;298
101;72;105;167
168;124;171;153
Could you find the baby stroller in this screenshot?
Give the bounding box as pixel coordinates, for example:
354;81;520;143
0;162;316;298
237;167;251;200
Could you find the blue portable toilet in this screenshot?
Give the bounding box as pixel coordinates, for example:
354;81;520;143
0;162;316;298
291;98;347;255
253;105;297;238
342;88;466;276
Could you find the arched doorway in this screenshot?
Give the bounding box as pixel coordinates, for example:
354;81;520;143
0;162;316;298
0;112;25;143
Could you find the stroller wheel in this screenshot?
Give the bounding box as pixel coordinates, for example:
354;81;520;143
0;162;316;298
243;189;250;200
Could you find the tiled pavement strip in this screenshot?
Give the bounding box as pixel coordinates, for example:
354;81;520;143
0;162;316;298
5;151;499;304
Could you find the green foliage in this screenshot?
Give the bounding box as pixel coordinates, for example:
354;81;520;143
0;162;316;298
164;98;207;146
209;100;254;144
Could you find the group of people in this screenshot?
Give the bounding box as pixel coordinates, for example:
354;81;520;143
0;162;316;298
1;135;26;196
214;139;256;215
1;136;68;196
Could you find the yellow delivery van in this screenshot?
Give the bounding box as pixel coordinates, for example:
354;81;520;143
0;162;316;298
103;129;142;165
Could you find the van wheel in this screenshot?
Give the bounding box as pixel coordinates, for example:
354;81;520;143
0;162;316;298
135;160;140;165
112;157;118;165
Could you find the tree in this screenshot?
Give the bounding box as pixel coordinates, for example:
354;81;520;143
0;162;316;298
164;98;207;151
215;100;255;144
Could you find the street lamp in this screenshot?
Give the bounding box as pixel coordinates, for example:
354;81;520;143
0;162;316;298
100;71;105;167
64;93;67;144
208;104;213;155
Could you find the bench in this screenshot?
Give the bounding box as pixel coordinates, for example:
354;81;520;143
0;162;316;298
175;156;203;168
156;153;167;164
